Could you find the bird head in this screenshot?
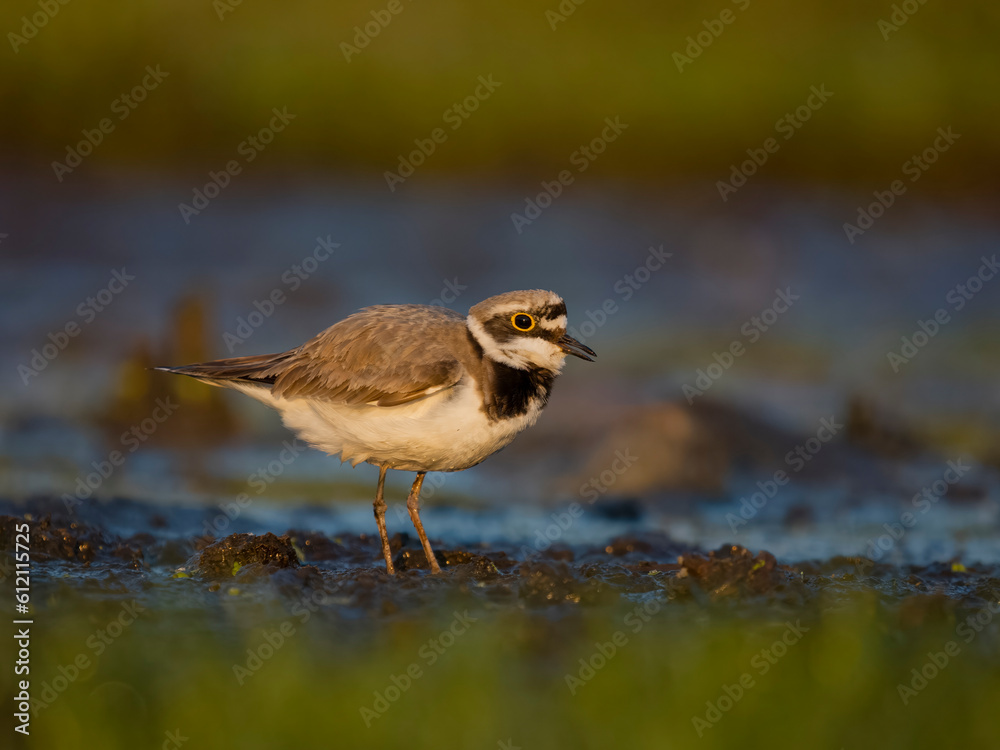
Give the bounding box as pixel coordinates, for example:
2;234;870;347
466;290;596;372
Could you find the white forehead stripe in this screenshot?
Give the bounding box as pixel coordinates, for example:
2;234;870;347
486;302;563;318
536;315;566;331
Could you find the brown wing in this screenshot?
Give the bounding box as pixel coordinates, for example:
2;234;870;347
158;305;469;407
275;305;467;405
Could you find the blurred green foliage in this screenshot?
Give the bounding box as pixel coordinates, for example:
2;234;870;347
7;592;1000;748
3;0;998;185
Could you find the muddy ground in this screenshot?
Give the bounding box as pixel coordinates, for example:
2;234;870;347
4;496;999;622
3;495;1000;750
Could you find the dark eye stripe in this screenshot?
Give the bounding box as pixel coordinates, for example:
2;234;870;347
536;302;567;319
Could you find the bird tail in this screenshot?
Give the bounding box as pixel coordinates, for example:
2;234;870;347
154;351;295;388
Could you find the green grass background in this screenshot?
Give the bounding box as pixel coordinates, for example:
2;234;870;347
3;0;998;187
7;591;1000;749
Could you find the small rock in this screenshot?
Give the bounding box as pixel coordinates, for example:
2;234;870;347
677;544;786;598
196;532;299;579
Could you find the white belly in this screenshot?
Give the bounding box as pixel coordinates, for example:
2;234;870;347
234;380;543;472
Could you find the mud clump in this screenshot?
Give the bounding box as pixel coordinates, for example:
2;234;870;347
518;561;612;606
392;547;509;581
603;536;655;557
677;545;789;599
594;532;686;563
0;514;141;565
440;550;507;580
393;548;438;573
196;532;299;579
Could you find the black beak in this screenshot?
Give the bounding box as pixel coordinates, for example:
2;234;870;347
558;333;596;361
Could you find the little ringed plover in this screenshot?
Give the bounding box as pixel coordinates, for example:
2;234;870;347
157;289;596;574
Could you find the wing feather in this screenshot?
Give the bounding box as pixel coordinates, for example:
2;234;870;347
156;305;468;406
158;305;469;406
274;305;467;405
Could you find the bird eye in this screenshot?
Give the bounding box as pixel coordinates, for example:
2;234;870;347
511;313;536;331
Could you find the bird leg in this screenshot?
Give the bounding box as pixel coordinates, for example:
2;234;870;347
407;472;442;574
372;465;394;574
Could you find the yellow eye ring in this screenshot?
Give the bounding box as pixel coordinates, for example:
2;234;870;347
511;313;536;332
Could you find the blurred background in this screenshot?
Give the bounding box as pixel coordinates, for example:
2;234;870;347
3;1;1000;748
2;0;999;559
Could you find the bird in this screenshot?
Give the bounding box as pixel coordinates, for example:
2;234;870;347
156;289;596;574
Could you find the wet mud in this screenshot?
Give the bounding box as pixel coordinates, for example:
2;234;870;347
4;497;999;632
